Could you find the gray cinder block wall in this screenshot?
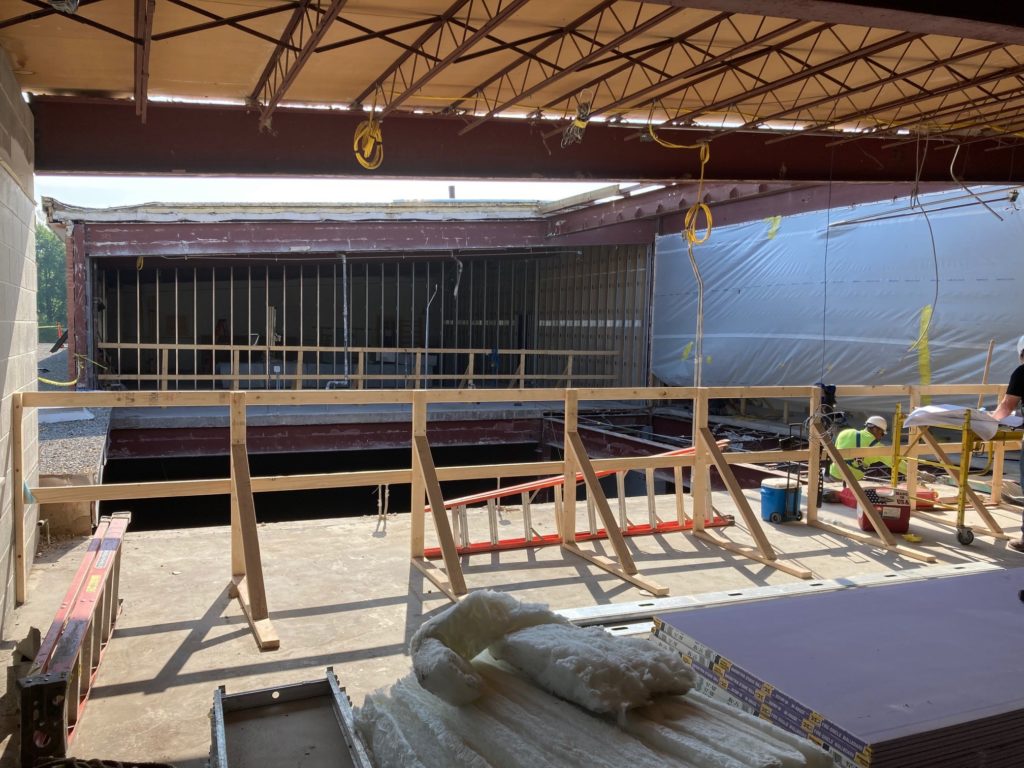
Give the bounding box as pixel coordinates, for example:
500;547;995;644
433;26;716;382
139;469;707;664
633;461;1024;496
0;47;38;636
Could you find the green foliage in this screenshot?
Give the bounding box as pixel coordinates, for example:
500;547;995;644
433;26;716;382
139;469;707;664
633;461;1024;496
36;223;66;331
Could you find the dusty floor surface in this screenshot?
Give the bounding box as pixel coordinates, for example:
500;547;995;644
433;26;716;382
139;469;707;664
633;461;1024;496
2;488;1023;767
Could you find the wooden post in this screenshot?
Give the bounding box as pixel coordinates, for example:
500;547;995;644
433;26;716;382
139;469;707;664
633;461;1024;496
356;351;365;390
691;389;710;530
232;349;240;391
412;434;468;598
616;471;627;528
462;353;475;388
645;467;657;527
564;355;574;388
160;348;169;391
562;390;579;542
992;440;1006;505
673;465;687;524
410;392;426;557
415;351;422;389
12;393;26;604
517;351;526;389
521;491;533;541
228;392;278;650
806;390;821;524
906;387;921;511
293;351;304;390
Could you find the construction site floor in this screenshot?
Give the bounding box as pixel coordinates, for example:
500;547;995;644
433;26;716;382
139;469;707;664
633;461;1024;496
3;489;1024;767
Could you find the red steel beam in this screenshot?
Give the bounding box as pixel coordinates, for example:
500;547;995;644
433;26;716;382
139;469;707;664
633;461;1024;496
73;220;549;257
31;96;1024;182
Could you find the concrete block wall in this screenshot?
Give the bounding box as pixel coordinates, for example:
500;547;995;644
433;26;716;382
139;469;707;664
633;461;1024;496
0;48;38;637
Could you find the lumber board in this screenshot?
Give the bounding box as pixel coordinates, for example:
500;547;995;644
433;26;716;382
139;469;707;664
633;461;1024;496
699;427;775;558
411;557;462;603
562;543;668;596
809;520;937;563
231;576;280;651
813;424;898;547
230;443;270;620
413;435;467;595
566;430;636;572
692;531;813;579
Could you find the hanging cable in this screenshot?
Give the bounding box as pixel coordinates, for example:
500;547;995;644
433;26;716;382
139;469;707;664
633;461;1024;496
819;148;835;381
354;92;384;170
648;119;712;385
561;90;592;149
907;135;940;355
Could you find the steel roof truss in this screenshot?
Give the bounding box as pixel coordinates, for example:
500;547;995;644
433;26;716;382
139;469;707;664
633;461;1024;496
153;2;301;44
250;0;350;132
19;0;133;43
459;3;685;134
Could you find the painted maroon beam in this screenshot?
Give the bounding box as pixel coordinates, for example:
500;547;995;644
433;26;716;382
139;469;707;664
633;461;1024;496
31;96;1024;183
547;181;958;243
107;418;542;459
76;219;548;257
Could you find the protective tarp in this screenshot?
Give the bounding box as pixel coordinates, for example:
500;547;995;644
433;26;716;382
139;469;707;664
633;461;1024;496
652;187;1024;389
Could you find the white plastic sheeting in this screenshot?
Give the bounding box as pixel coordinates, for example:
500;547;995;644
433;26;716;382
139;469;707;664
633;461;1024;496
652;187;1024;389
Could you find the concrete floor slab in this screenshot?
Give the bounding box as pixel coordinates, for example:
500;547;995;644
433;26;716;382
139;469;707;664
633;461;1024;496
3;489;1023;767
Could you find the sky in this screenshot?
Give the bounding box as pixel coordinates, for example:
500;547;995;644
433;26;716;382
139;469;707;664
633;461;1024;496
35;175;612;209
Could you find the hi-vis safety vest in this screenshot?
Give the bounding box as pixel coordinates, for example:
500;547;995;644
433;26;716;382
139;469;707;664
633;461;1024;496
829;428;879;481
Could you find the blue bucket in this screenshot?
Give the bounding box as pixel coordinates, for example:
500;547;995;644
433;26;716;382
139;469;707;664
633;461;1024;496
760;478;801;522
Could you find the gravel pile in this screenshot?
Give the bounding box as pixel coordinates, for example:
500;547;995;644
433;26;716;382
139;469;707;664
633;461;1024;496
36;343;111;477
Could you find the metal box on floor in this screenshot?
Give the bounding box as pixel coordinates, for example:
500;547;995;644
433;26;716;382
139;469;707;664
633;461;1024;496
210;668;371;768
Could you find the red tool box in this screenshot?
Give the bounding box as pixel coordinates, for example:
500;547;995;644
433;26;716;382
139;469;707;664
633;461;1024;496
857;487;911;534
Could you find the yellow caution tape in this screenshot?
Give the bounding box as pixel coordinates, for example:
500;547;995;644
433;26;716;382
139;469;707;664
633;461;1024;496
914;304;933;404
765;215;782;239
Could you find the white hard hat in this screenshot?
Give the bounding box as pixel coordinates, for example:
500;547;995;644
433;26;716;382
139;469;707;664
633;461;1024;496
1017;335;1024;360
865;415;888;433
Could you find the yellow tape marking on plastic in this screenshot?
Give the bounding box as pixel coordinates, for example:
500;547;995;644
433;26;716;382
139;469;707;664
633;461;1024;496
916;304;933;404
681;341;693;360
765;215;782;239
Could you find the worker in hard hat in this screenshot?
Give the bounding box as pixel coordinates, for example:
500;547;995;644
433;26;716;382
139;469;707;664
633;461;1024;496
992;335;1024;552
829;416;898;482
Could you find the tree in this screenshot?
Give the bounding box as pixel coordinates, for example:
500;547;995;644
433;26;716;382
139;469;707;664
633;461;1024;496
36;223;66;332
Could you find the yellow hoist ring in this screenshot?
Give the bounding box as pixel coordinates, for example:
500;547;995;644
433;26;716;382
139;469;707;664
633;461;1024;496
354;118;384;170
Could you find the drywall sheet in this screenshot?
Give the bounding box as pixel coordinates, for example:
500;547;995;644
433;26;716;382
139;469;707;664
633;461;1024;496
652;187;1024;389
654;568;1024;767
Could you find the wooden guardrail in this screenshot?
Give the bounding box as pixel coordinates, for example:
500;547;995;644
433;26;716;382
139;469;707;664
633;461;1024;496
10;384;1017;637
93;342;618;390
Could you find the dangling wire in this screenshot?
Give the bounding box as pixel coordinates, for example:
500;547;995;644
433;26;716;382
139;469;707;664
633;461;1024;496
561;90;592;148
647;116;713;385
